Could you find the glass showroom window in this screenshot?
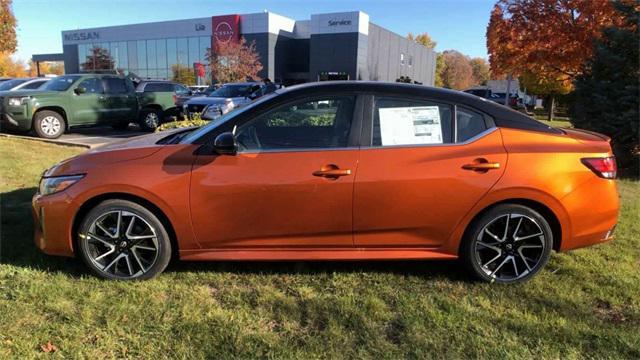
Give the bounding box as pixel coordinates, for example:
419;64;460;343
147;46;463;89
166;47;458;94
117;41;128;70
137;40;147;78
177;38;188;66
127;41;138;73
147;39;157;79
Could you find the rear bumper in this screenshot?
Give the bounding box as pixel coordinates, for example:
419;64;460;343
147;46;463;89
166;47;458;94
559;177;619;251
32;191;77;257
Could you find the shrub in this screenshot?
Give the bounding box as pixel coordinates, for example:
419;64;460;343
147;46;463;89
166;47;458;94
156;113;208;132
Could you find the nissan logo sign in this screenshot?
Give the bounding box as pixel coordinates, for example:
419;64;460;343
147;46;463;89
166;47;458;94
214;22;234;42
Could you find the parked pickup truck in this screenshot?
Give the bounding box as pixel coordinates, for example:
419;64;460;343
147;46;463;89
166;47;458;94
0;74;180;138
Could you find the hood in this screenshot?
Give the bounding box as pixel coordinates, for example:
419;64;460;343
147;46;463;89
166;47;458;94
0;90;60;98
44;129;186;177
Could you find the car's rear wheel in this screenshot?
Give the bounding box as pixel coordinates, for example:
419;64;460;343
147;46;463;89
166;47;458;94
33;110;66;139
139;108;161;132
461;204;553;284
77;199;171;280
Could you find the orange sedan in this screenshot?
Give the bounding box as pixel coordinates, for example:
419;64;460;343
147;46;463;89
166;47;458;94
32;82;619;283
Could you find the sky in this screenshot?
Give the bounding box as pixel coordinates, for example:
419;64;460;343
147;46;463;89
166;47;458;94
13;0;495;63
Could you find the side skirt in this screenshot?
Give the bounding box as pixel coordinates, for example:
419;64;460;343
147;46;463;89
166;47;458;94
179;247;458;261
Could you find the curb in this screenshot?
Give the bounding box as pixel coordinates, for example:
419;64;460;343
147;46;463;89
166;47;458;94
0;133;92;149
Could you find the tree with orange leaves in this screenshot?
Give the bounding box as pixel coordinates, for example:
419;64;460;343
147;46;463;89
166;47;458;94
487;0;627;119
207;38;263;84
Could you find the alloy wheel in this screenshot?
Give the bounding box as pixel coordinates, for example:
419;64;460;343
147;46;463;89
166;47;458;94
145;112;159;128
81;210;159;279
41;116;61;136
474;213;546;282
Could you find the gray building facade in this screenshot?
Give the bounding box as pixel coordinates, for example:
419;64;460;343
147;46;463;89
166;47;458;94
36;11;436;86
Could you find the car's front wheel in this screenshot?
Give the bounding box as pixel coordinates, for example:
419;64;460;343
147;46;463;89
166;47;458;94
33;110;66;139
460;204;553;284
77;199;172;280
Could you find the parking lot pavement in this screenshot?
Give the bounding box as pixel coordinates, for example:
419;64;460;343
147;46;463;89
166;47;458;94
57;126;147;148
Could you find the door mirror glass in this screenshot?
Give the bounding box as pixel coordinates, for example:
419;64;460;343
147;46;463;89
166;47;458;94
74;86;86;95
213;132;237;155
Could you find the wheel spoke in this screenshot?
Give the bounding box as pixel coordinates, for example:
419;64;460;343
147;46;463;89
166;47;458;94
502;214;510;241
94;248;115;261
482;251;503;268
133;245;156;251
96;222;116;238
477;241;501;252
115;211;122;238
514;232;543;242
512;216;523;240
484;228;502;242
132;249;146;272
103;253;124;272
87;233;114;247
517;248;533;271
519;245;543;249
125;254;134;276
511;256;519;277
490;256;511;277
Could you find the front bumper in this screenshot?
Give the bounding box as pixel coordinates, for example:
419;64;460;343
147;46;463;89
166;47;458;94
32;190;77;257
1;111;32;131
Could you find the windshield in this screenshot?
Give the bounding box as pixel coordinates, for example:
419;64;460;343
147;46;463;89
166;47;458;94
208;84;254;98
0;79;28;91
41;75;81;91
180;92;278;144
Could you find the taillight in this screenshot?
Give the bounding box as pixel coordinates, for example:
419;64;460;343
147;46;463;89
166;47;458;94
581;156;617;179
172;94;177;103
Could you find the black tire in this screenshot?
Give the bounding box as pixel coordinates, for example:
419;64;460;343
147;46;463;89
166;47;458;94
77;199;172;280
138;108;162;132
460;204;553;284
33;110;66;139
111;121;130;130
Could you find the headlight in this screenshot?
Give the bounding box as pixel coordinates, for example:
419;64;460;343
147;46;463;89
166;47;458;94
8;97;28;106
39;175;84;196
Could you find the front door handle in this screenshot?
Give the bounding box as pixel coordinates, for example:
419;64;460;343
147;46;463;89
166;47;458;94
313;164;351;179
462;159;501;172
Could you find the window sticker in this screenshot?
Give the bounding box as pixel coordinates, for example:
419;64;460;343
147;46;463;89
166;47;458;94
379;106;443;145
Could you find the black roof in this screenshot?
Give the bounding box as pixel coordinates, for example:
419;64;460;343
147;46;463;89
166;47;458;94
277;81;560;134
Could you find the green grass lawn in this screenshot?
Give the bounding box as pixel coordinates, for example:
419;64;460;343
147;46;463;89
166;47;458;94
1;137;639;358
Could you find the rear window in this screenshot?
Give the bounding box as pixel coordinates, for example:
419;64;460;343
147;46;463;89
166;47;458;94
143;82;174;92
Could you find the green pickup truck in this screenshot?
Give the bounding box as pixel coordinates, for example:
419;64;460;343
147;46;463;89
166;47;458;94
0;74;180;138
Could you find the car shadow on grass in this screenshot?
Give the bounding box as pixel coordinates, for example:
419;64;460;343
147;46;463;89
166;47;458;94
1;186;470;282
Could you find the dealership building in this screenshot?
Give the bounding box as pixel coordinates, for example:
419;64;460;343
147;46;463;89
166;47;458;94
33;11;437;86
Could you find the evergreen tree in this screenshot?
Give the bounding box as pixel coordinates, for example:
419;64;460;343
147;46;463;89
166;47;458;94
571;2;639;177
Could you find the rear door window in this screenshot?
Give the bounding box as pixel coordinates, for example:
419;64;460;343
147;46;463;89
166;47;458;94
372;97;453;146
103;78;129;94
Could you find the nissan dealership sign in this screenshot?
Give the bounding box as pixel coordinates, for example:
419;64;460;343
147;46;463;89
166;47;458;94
212;14;240;47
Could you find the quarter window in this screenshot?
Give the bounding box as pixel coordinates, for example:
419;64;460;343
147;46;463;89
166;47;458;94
78;78;103;94
372;97;453;146
236;96;356;151
456;107;487;142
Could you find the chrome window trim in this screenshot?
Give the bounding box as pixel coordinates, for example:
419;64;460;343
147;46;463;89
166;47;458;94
235;127;498;154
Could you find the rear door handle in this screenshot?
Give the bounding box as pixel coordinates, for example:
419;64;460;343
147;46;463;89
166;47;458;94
462;160;501;171
313;164;351;179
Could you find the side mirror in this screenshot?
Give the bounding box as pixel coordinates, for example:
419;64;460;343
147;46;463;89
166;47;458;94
213;132;237;155
74;86;86;95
